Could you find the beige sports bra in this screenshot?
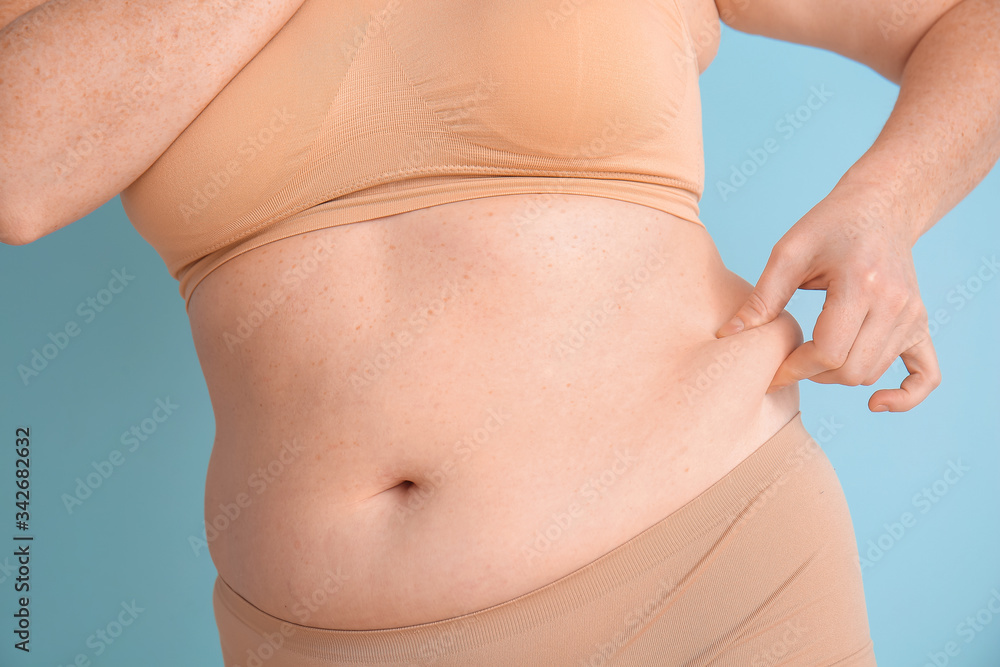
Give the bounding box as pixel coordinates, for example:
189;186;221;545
120;0;707;308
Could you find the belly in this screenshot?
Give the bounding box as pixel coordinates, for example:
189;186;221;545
187;194;802;630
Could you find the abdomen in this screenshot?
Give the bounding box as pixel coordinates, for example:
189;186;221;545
189;193;802;629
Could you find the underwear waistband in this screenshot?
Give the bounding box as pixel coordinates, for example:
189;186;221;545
213;411;821;660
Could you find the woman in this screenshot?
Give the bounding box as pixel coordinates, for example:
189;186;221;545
2;0;998;664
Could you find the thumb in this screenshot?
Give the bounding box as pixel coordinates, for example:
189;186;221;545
716;245;807;338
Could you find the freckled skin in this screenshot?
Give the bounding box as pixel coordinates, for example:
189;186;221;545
190;193;801;630
5;0;996;642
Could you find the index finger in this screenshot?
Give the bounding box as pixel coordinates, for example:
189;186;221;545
716;239;810;337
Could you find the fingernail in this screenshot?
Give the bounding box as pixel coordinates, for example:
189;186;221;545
716;317;744;338
873;404;888;412
766;383;788;394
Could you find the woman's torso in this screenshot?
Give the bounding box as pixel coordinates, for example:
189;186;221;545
190;194;802;630
171;0;803;631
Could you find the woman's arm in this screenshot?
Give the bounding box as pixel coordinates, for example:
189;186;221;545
714;0;1000;411
0;0;307;245
835;0;1000;243
1;0;54;30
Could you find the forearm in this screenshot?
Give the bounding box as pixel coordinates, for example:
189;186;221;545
0;0;306;237
834;0;1000;246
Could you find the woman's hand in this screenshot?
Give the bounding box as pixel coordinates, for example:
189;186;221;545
716;187;941;412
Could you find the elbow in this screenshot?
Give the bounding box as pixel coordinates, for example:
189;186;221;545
882;0;970;85
0;227;41;246
0;199;43;246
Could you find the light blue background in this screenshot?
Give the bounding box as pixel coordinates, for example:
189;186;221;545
1;22;998;667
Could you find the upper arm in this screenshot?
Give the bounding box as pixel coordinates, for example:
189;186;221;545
1;0;307;246
0;1;132;246
714;0;965;82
